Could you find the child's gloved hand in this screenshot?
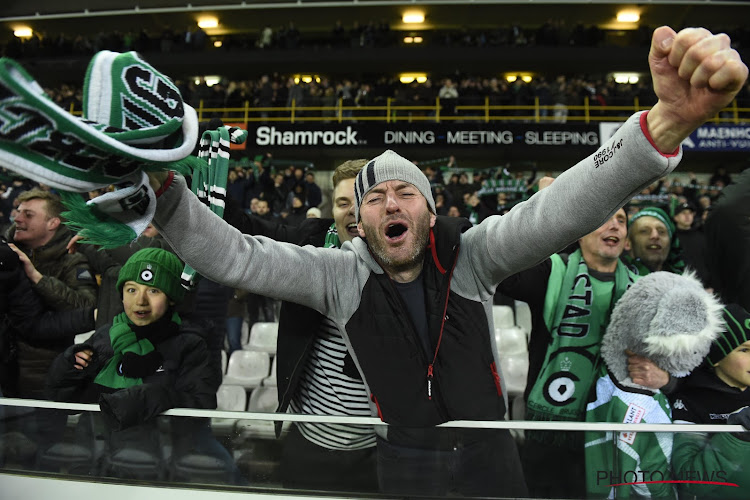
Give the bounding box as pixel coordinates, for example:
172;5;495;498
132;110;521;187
118;351;163;378
728;406;750;440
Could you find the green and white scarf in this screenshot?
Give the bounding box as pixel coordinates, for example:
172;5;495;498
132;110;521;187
526;249;634;445
0;51;202;247
94;310;181;389
180;125;248;288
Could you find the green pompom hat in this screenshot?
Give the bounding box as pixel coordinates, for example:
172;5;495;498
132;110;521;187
116;248;185;303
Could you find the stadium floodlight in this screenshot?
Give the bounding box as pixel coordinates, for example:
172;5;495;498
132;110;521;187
403;11;425;24
399;73;427;84
14;27;33;38
198;17;219;29
616;10;640;23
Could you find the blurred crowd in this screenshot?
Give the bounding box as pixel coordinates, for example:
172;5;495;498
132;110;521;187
4;19;750;60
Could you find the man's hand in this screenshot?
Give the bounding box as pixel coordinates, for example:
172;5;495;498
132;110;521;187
7;243;43;284
147;171;170;193
647;26;748;153
537;176;555;191
625;349;670;389
67;234;84;254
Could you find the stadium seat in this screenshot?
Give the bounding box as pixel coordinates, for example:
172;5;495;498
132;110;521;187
248;386;278;413
244;322;279;354
509;394;527;444
240;319;250;347
495;326;528;356
235;387;282;440
74;330;95;345
171;453;234;484
514;300;532;337
211;384;248;434
498;355;529;397
262;356;278;387
222;351;271;389
492;305;515;329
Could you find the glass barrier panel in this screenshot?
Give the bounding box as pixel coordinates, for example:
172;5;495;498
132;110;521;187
1;399;748;499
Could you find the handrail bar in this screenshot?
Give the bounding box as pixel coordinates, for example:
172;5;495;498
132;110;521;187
2;398;744;433
63;98;750;125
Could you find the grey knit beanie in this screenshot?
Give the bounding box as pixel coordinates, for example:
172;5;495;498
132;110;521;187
354;150;435;221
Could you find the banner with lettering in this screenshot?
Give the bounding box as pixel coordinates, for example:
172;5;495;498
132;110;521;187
243;123;601;152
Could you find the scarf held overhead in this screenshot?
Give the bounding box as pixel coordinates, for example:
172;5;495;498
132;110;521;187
0;51;245;248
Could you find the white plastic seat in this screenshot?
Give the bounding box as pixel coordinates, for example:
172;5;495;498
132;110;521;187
247;386;278;413
74;330;95;345
495;326;528;356
217;384;247;411
236;386;285;440
220;350;228;374
262;356;278;387
244;322;279;354
222;351;271;389
514;300;532;338
240;319;250;347
492;305;515;329
211;384;248;433
498;355;529;397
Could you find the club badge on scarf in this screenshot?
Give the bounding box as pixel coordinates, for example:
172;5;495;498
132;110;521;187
0;51;203;247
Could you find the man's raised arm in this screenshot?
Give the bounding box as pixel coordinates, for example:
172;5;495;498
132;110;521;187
148;172;364;321
455;26;747;296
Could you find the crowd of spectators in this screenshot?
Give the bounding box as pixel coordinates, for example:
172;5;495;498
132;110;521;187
36;70;750;123
4;155;732;236
4;19;750;61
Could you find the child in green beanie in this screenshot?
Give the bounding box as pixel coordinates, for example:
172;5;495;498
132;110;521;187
45;248;221;478
668;303;750;499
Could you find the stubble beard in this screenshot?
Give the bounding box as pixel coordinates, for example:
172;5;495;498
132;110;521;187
365;211;432;276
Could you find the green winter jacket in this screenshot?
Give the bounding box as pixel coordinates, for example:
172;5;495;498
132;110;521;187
5;224;97;311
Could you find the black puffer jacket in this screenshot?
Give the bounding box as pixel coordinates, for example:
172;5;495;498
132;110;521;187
0;242;95;397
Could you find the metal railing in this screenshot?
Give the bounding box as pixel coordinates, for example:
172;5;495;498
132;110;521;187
66;97;750;126
1;397;745;433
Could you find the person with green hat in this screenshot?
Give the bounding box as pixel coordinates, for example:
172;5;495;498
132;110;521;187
45;247;222;478
667;303;750;499
624;206;685;275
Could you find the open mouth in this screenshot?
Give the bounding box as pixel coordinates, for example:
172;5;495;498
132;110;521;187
134;311;150;319
346;223;359;237
646;244;662;250
385;223;408;242
602;236;619;246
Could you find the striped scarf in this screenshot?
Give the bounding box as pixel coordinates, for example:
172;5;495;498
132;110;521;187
0;51;205;248
180;126;248;289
